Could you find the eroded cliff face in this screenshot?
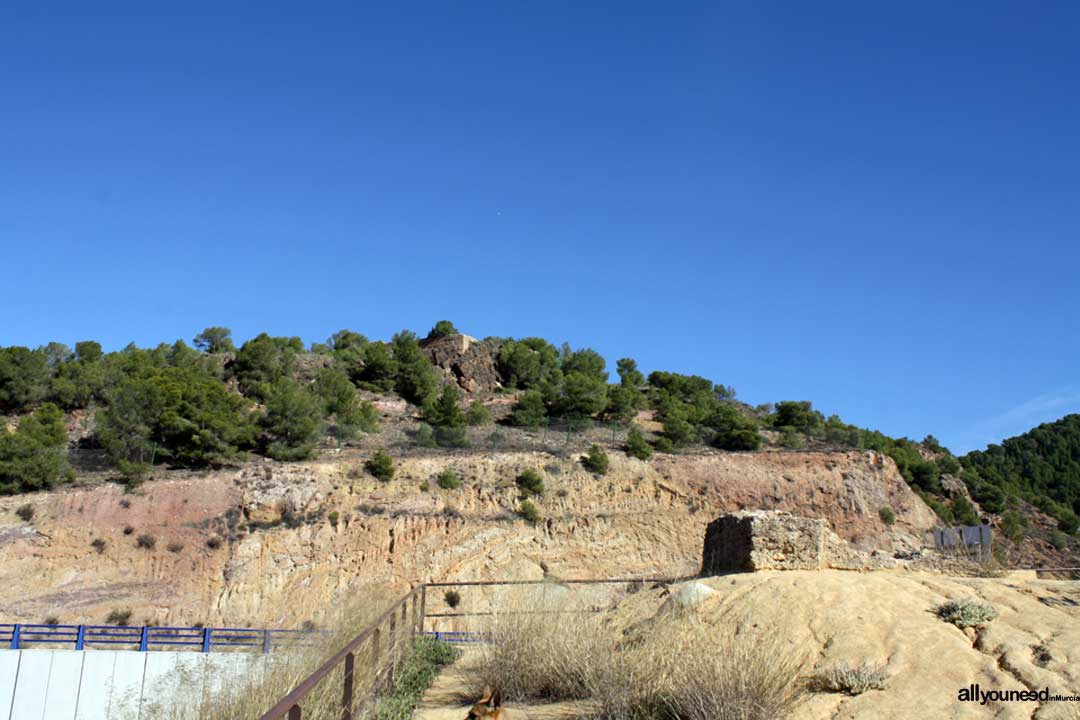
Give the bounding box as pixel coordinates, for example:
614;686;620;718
0;449;937;627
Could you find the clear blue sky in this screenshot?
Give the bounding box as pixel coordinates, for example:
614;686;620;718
2;2;1077;453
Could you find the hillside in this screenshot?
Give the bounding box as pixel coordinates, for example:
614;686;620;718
962;414;1080;534
0;446;936;626
2;322;1078;589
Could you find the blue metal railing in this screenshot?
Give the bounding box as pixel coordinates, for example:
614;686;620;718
0;623;322;653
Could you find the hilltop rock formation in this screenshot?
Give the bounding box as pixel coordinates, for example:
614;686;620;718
422;334;503;393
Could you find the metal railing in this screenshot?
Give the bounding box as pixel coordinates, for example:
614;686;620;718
0;623;319;653
258;575;686;720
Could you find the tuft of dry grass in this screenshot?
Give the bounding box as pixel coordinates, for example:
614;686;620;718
467;584;808;720
145;587;401;720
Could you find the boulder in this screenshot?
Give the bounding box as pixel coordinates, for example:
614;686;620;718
422;334;503;393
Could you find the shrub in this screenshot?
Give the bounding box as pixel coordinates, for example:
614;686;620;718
582;444;609;475
193;327;234;354
206;536;223;550
419;481;430;492
368;636;458;720
43;616;59;626
466;400;491;426
366;449;395;482
935;599;998;628
809;662;888;695
106;609;133;626
652;436;675;454
517;500;540;524
879;507;896;525
436;469;462;490
516;469;545;497
1049;530;1068;551
328;511;340;527
260;377;321;461
136;533;156;550
624;426;653;460
426;320;459;340
0;403;72;494
414;423;437;448
509;390;547;427
123;525;134;535
91;538;107;554
166;541;184;553
15;504;34;522
444;589;461;608
779;426;804;449
1001;510;1027;543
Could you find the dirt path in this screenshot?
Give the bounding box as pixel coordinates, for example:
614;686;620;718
413;649;585;720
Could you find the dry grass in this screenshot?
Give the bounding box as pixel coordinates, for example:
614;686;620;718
466;584;808;720
145;587;401;720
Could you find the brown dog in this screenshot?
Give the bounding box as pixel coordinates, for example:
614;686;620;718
465;686;507;719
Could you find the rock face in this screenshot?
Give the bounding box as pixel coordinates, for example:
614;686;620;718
422;334;503;393
701;511;826;573
0;449;938;628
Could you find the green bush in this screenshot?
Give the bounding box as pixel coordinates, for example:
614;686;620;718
366;449;395;482
414;423;437;448
498;338;560;389
443;589;461;608
369;637;458;720
1001;510;1027;543
313;367;379;439
136;534;156;550
582;444;609;475
935;599;998;628
260;378;321;461
517;499;540;524
466;400;491;426
509;390;547;427
879;507;896;525
391;331;440;406
625;426;653;460
1049;530;1068;551
15;504;34;522
1;403;73;494
97;366;255;475
230;333;303;400
809;663;888;695
653;436;676;454
951;496;980;526
0;346;50;413
779;426;804;449
106;609;133;626
437;469;462;490
426;320;458;340
516;469;545;497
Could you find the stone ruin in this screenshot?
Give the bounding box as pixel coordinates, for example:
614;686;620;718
700;510;908;574
701;510;827;574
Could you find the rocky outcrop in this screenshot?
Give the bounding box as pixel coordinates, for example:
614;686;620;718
0;449;938;628
422;334;503;393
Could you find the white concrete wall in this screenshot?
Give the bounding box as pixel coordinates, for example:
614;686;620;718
0;650;269;720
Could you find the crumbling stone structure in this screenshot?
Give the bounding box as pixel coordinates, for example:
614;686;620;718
701;510;827;574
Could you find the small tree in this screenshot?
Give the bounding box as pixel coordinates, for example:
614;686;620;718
625;426;653;460
465;400;491;426
878;507;896;525
426;320;459;340
517;499;540;524
366;449;395;482
583;444;609;475
509;390;546;427
260;378;321;461
193;327;235;353
437;469;462;490
516;468;545;498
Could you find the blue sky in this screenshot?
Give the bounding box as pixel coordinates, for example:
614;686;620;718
1;2;1077;453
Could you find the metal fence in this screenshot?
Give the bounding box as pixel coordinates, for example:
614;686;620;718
258;575;686;720
0;623;319;652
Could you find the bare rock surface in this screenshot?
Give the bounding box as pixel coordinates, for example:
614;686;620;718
0;449;938;627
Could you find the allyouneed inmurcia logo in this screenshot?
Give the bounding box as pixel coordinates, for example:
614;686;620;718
958;684;1080;705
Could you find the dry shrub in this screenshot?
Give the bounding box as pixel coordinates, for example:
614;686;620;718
148;587;400;720
468;585;606;701
808;662;888;695
468;585;808;720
